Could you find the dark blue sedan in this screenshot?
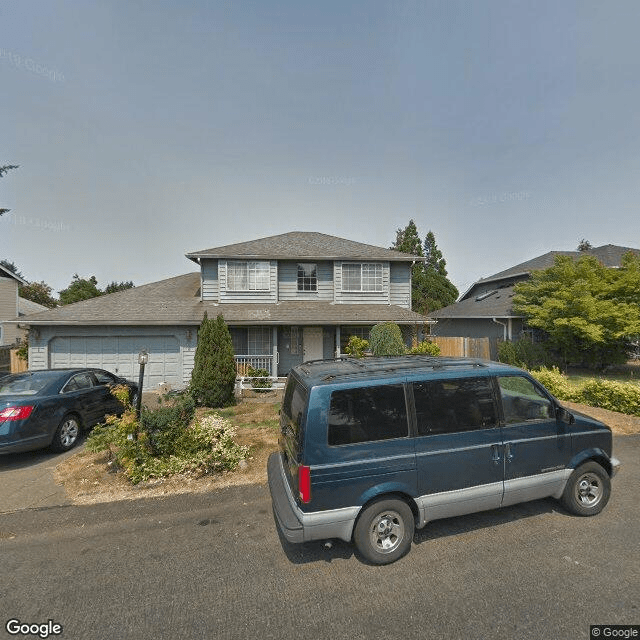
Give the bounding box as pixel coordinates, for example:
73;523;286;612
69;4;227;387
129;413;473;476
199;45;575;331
0;369;138;455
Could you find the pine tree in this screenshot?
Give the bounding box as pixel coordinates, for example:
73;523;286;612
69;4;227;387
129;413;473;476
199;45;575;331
422;230;458;312
189;313;237;407
392;222;459;314
391;220;428;312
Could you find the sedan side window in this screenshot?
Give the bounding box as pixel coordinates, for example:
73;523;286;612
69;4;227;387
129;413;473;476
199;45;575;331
497;376;553;424
62;373;94;393
93;371;116;386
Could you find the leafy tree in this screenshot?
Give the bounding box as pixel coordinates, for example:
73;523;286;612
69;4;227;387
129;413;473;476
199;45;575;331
59;274;102;305
0;164;19;216
513;254;640;369
105;280;134;294
369;322;406;356
0;259;23;279
189;312;237;407
577;239;593;251
391;222;458;314
19;281;58;308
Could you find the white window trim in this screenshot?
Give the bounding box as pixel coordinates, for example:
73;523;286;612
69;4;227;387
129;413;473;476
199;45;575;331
297;263;318;292
341;262;383;292
226;260;271;292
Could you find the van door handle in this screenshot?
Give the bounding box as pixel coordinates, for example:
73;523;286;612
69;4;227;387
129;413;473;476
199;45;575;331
505;443;514;463
491;444;501;465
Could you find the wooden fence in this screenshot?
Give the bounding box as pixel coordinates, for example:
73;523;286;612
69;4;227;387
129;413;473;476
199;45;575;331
431;336;494;360
0;346;28;373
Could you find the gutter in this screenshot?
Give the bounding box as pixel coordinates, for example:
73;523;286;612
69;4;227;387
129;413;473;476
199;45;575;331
492;317;508;341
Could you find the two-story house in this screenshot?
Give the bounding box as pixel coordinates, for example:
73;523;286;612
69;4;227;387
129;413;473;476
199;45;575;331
429;244;640;353
18;232;428;389
1;263;46;347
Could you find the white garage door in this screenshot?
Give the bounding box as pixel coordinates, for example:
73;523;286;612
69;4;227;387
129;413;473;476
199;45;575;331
49;335;182;388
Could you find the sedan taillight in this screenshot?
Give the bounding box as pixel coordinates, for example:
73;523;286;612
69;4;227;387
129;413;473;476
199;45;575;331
0;406;35;422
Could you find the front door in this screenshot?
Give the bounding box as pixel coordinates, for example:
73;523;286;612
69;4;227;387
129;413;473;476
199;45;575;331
303;327;324;362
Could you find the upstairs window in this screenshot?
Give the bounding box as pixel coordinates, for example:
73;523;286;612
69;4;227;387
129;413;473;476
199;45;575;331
297;263;318;291
227;261;270;291
342;263;383;292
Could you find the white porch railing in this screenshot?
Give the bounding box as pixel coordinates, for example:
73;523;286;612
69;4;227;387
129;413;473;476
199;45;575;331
234;355;275;376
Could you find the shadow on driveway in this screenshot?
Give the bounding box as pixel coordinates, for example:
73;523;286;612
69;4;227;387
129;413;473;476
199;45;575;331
0;438;85;513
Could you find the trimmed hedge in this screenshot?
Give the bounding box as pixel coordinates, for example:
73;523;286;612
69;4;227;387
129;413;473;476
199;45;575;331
530;367;640;417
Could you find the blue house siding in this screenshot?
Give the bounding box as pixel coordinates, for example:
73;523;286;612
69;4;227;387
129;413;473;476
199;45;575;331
277;261;334;301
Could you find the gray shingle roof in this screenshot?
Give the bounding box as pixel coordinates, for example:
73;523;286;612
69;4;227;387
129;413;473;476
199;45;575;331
186;231;423;262
18;297;47;316
17;272;428;326
430;284;520;319
478;244;640;284
432;244;640;321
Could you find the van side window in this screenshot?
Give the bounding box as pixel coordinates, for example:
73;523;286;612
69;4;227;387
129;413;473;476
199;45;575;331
413;378;497;435
497;376;553;424
328;384;408;446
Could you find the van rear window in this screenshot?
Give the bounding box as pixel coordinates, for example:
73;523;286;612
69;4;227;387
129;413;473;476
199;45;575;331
328;384;408;446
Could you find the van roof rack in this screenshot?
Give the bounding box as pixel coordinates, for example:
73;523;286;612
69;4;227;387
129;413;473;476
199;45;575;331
294;356;492;383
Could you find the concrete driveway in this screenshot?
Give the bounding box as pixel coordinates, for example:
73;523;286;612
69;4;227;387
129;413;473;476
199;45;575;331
0;442;78;513
0;392;160;514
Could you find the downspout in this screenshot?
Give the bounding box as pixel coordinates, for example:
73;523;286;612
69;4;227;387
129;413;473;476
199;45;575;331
492;317;508;342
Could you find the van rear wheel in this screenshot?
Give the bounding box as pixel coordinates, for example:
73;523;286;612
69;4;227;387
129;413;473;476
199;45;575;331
354;499;414;565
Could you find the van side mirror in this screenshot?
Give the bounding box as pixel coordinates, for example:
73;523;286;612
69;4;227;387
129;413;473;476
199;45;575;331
556;406;575;425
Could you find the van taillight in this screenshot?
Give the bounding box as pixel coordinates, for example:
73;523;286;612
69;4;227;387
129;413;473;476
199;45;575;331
298;465;311;503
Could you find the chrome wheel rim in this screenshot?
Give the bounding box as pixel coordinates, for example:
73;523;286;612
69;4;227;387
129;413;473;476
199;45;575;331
60;419;79;448
369;510;405;554
574;472;603;508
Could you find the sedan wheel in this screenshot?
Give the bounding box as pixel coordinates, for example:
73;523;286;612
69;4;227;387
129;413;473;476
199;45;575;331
50;415;80;452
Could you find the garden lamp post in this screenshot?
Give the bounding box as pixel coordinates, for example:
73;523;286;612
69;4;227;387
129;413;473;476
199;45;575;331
136;348;148;421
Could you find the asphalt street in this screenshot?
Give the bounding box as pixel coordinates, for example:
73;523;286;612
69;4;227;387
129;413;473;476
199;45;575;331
1;435;639;640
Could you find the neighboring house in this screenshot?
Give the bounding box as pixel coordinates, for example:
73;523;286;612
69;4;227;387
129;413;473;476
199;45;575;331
17;232;428;389
429;244;640;348
0;263;47;346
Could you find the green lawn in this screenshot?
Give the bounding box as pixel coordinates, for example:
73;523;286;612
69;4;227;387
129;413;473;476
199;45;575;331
566;364;640;387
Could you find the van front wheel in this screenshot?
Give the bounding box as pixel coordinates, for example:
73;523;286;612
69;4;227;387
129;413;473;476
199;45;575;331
561;461;611;516
354;499;414;565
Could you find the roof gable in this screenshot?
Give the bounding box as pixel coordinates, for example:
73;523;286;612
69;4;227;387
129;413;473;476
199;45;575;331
0;264;28;285
186;231;422;262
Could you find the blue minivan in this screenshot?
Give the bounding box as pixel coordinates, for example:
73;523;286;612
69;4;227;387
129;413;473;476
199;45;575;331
268;356;620;564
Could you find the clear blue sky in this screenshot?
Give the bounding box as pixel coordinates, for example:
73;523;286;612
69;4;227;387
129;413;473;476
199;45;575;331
2;0;639;297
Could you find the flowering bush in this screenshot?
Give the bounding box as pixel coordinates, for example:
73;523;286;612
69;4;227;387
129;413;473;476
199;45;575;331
86;392;249;484
407;340;441;356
